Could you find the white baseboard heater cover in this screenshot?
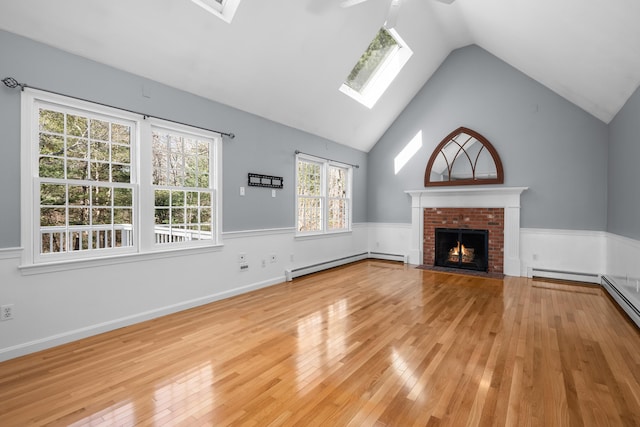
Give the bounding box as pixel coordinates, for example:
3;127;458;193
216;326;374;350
368;252;407;263
601;276;640;329
284;252;407;281
285;253;368;281
530;267;600;284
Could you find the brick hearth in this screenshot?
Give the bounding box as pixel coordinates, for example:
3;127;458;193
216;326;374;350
423;207;505;274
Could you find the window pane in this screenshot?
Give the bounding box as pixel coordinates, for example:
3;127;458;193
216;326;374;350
39;109;64;133
297;197;322;232
111;123;131;144
67;138;88;159
90;119;109;141
39;157;65;178
297;160;321;196
40;183;66;206
68;208;90;225
67;160;88;180
345;28;398;93
111;145;130;163
41;207;66;226
67;114;88;137
114;188;133;207
39;134;64;156
328;199;348;230
328;167;347;198
111;164;131;183
69;185;90;205
90;141;110;161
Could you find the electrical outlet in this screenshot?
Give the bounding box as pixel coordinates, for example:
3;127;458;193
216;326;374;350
1;304;14;321
270;254;277;263
240;263;249;271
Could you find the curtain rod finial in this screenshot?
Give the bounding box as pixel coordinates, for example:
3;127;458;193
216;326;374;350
228;133;235;139
2;77;22;90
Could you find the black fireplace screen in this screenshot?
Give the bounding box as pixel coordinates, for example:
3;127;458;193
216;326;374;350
434;228;489;272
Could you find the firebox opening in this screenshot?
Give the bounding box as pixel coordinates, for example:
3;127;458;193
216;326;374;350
434;228;489;272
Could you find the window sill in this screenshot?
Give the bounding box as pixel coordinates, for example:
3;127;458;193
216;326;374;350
18;244;224;276
294;229;352;240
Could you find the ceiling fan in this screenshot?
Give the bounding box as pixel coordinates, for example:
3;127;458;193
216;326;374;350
340;0;455;29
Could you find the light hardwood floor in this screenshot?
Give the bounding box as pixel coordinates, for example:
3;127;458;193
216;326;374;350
1;260;640;426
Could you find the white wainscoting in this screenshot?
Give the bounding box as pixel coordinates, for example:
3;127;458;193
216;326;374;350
2;225;638;362
367;222;412;260
520;228;606;283
603;233;640;327
0;225;369;362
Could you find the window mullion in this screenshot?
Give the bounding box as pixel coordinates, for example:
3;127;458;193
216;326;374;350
139;121;154;252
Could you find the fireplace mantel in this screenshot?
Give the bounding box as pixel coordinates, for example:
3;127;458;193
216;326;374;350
405;187;528;276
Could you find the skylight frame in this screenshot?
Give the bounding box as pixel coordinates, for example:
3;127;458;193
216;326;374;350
340;27;413;109
190;0;240;24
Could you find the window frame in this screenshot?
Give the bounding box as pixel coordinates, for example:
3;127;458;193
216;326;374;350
20;89;223;268
339;27;413;109
295;153;352;237
147;119;222;250
190;0;241;23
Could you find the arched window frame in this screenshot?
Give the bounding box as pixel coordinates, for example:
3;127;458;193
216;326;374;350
424;127;504;187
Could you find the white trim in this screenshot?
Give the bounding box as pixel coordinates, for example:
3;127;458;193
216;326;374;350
0;274;284;362
0;247;22;260
190;0;241;23
222;227;295;239
18;243;224;276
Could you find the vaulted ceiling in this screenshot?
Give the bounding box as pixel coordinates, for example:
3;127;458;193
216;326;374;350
1;0;639;152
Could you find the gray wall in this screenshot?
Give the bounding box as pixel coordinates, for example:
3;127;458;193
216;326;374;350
608;85;640;240
0;30;367;248
367;45;608;230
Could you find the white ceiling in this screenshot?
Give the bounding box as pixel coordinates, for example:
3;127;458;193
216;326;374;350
1;0;639;152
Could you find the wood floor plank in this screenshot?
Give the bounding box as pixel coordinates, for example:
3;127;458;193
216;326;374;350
1;260;640;426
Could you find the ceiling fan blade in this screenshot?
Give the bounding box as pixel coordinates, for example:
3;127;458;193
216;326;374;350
340;0;370;8
385;0;401;29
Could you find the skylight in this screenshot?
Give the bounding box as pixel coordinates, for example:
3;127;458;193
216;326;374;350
191;0;240;23
340;27;413;109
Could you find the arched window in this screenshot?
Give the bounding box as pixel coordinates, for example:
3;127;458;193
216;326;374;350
424;127;503;187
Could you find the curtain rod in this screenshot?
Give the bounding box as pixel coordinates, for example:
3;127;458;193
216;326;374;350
295;150;359;168
1;77;235;139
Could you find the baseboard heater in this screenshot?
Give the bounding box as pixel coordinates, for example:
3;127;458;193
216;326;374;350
284;252;407;281
530;267;600;284
285;253;368;281
601;276;640;329
368;251;407;263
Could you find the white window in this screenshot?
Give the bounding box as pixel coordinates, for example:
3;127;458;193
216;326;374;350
21;89;222;266
190;0;241;23
295;154;352;235
151;124;217;245
339;27;413;109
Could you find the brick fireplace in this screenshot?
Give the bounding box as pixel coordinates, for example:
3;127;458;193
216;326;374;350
405;187;527;276
424;208;504;273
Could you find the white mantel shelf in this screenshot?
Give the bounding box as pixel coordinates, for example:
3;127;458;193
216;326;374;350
405;186;528;276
